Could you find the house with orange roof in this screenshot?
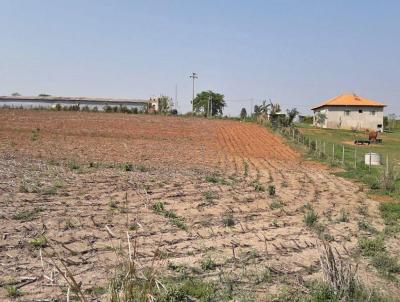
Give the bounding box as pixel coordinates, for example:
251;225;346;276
311;93;386;132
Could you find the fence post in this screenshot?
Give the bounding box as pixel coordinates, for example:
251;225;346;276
342;145;345;166
354;148;357;169
386;155;389;176
369;152;371;173
323;142;326;156
332;144;335;163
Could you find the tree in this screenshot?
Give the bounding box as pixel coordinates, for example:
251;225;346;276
11;92;21;96
388;114;397;130
286;108;299;125
158;95;172;113
315;112;327;127
193;90;226;116
254;100;271;116
240;108;247;119
38;94;51;97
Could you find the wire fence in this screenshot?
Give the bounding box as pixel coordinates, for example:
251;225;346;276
277;127;395;177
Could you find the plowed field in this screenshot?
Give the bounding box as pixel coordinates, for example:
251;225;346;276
0;110;398;301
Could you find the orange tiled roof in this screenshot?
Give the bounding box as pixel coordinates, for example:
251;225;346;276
311;93;386;110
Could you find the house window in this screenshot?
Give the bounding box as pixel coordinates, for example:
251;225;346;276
370;110;376;116
344;110;350;116
358;109;363;113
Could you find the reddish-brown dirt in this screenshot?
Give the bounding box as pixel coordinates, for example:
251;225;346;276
0;110;398;300
0;110;299;168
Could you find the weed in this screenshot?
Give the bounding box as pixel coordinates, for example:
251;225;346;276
152;201;165;213
13;207;43;222
122;163;133;171
222;212;235;227
243;161;249;177
201;256;216;271
371;252;400;277
42;186;57;195
205;175;218;183
109;199;118;210
272;219;279;227
5;285;21;298
304;207;319;227
129;223;139;231
269;199;284;210
358;220;377;233
268;185;276;196
170;217;187;230
19;181;29;193
300;202;313;212
85;286;107;296
379;168;399;193
379;202;400;225
162;278;216;301
322;233;335;242
250;179;265;192
68;161;80;171
31;128;40;141
167;262;186;273
29;235;48;249
203;190;219;203
337;208;350;222
358;236;385;257
384;224;400;236
164;209;178;219
136;164;150;172
357;203;369;216
152;202;187;230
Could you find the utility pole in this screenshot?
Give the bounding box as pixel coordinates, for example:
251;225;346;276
175;84;178;112
189;72;198;112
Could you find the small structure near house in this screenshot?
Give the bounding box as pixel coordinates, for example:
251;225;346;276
311;93;386;132
365;152;381;166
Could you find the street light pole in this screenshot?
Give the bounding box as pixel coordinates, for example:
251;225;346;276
189;72;198;112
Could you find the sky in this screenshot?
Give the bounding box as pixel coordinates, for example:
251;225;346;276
1;0;399;116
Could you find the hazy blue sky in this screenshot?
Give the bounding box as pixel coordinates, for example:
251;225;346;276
1;0;399;116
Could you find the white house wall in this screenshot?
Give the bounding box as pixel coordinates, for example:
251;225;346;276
313;106;384;131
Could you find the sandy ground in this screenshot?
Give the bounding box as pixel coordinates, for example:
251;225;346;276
0;110;398;301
